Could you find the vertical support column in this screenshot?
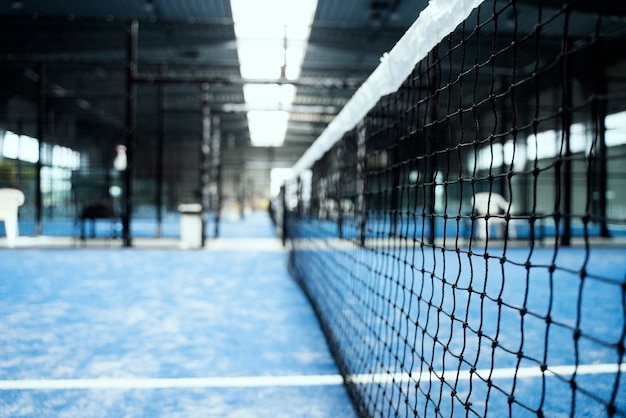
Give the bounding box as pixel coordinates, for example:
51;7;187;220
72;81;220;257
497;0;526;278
336;137;344;239
199;83;211;246
280;184;287;247
594;76;611;238
517;119;529;215
155;63;166;238
498;75;511;199
425;49;439;245
560;38;572;247
295;175;302;216
357;120;367;247
390;133;400;239
16;119;23;185
123;20;138;248
237;172;246;219
35;62;45;236
211;113;222;239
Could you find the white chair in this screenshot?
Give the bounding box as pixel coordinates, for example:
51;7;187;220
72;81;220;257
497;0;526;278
0;188;25;248
472;192;515;240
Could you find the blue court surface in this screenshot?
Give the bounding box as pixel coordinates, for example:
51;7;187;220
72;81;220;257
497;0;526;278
2;211;625;417
0;213;358;417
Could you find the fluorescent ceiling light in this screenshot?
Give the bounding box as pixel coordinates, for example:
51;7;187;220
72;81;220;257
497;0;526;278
238;45;285;80
231;0;317;146
248;111;289;147
230;0;316;36
231;0;317;80
243;84;295;108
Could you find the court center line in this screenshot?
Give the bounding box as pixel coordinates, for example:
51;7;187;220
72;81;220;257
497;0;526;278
0;363;624;390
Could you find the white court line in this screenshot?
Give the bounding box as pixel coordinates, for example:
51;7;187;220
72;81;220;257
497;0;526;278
204;238;286;252
0;374;343;390
348;363;626;385
1;364;624;390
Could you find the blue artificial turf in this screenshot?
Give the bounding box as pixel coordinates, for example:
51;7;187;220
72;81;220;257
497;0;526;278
0;214;357;417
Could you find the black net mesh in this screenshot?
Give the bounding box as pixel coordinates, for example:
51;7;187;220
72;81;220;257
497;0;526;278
284;1;626;416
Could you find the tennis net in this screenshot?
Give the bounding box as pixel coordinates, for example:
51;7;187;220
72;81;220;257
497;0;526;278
282;0;626;416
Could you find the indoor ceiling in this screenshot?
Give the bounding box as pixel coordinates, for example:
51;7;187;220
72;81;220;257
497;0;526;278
0;0;429;201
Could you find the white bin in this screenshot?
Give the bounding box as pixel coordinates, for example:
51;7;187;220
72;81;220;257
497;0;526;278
178;203;204;249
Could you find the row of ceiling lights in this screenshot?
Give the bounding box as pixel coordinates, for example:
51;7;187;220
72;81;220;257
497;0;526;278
230;0;318;147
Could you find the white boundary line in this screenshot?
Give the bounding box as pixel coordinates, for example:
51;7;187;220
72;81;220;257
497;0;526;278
0;374;343;391
1;364;623;390
204;238;286;252
348;363;626;385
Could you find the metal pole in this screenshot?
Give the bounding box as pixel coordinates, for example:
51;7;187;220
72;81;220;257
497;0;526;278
212;114;222;239
499;75;510;199
357;120;367;247
156;63;166;238
336;138;344;239
123;20;138;247
426;49;439;245
281;184;287;247
595;76;611;238
16;119;22;185
35;62;45;236
200;83;211;246
561;38;572;247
